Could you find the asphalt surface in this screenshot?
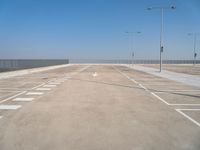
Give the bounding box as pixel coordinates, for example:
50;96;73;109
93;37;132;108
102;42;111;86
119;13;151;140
0;65;200;150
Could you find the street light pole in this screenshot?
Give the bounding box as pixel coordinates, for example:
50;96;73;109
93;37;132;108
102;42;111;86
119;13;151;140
188;33;199;65
147;5;176;72
125;31;141;67
160;8;164;72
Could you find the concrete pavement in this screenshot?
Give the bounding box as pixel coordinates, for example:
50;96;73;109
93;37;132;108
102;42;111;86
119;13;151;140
0;65;200;150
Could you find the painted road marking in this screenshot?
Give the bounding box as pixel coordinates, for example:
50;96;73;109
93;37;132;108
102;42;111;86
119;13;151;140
31;83;46;90
55;80;65;82
0;105;21;110
176;109;200;127
13;97;35;102
0;91;27;104
43;85;57;87
48;82;61;85
26;92;44;95
139;84;148;91
92;72;98;77
36;88;51;91
169;103;200;106
150;92;170;105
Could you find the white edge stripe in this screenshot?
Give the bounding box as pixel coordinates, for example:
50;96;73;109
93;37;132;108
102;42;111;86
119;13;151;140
176;109;200;127
151;92;170;105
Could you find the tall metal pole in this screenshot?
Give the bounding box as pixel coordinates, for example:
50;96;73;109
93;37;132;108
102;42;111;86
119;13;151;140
131;34;134;66
194;33;197;65
125;31;141;66
188;33;199;65
160;8;164;72
147;5;176;72
132;52;134;66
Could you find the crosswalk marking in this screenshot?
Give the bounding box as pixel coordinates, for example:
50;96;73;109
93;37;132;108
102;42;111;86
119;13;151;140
43;85;57;87
0;105;21;110
48;82;61;85
26;92;44;95
36;88;51;91
13;98;34;102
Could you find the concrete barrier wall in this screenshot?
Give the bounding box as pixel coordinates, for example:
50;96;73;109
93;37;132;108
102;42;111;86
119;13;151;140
0;59;69;71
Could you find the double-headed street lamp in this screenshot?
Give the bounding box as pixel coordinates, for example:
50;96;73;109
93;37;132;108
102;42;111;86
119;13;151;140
188;33;199;65
125;31;141;66
147;5;176;72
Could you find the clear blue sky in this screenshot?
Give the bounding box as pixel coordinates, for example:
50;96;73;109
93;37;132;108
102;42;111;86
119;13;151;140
0;0;199;59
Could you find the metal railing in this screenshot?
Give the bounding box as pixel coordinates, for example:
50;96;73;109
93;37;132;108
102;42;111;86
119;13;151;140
0;59;69;72
69;59;200;64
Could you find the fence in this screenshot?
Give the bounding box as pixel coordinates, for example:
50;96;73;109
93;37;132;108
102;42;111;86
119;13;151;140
0;59;69;72
69;59;200;64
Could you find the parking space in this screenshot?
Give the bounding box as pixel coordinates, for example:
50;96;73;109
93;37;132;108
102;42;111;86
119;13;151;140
116;65;200;131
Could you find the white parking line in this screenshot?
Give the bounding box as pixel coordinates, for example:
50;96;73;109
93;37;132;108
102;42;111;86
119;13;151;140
0;105;21;110
150;92;170;105
48;82;61;85
26;92;44;95
169;103;200;106
55;80;65;82
36;88;51;91
43;85;57;87
13;97;35;102
0;91;27;104
176;109;200;127
138;84;148;91
30;83;46;90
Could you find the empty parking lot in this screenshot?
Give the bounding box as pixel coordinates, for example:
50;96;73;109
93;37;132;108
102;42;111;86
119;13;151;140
0;64;200;150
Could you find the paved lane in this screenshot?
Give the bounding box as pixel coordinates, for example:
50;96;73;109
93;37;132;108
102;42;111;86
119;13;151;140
0;65;200;150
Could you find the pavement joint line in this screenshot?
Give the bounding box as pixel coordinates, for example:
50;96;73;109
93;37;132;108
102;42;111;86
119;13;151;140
26;92;44;95
176;109;200;128
12;97;35;102
0;105;21;110
0;91;27;104
36;88;51;91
